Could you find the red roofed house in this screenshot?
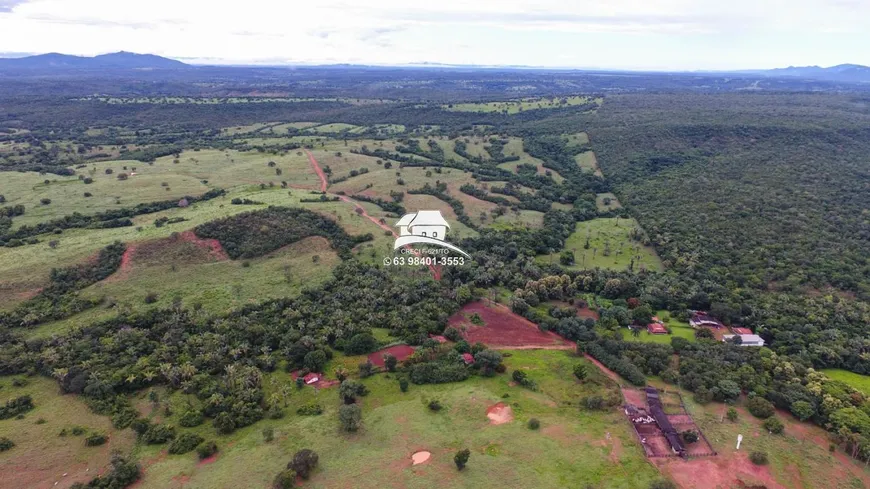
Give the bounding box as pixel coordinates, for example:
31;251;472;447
730;327;752;335
430;335;448;343
647;322;668;334
303;373;321;385
461;353;475;365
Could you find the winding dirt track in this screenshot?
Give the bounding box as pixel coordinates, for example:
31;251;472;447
303;150;441;280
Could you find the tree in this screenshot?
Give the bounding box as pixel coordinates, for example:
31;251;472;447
345;333;378;355
213;412;236;434
573;364;588;381
528;418;540;430
631;327;642;338
559;250;575;266
358;361;376;378
383;354;397;372
473;350;502;376
790;400;815;421
749;451;768;465
763;417;784;434
631;305;654;325
339;380;368;404
339;404;362;432
288;449;319;479
726;407;738;422
694;328;715;340
303;350;327;373
682;430;699;443
454;448;470;470
746;397;775;419
273;469;297;489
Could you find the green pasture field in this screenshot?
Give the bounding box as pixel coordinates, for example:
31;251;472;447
81;97;389;105
442;96;596;114
0;149;320;229
305;123;361;134
575;151;603;177
100;349;661;489
820;369;870;396
617;311;695;344
596;193;623;212
499;138;565;183
562;132;590;146
536;218;662;272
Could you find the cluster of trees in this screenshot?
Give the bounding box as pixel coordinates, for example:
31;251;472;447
194;206;372;260
0;395;34;419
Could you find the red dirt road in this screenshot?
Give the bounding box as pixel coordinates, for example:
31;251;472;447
368;344;416;367
451;301;573;349
303;149;441;280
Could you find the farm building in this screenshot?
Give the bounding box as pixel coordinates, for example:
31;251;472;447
689;311;724;329
647;321;667;334
645;387;686;457
302;373;321;384
722;334;765;347
730;327;753;335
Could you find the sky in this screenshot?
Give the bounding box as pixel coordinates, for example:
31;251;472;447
0;0;869;70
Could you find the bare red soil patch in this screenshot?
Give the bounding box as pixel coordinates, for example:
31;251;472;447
179;230;229;260
486;402;514;425
654;453;786;489
368;344;416;368
289;370;339;389
452;301;572;348
108;230;228;282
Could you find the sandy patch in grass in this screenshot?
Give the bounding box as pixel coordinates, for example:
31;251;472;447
486;402;514;425
411;451;431;465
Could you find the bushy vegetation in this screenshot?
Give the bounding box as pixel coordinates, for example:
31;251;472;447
0;395;35;419
70;454;140;489
168;433;205;454
194;206;372;259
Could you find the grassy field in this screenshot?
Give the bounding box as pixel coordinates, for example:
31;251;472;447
596;192;623;212
562;132;590;146
617;311;695;344
821;369;870;396
0;377;137;489
575;151;604;177
536;218;663;272
443;96;597;114
93;350;662;489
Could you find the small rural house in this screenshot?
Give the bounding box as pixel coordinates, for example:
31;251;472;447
722;334;765;347
689;311;724;329
396;211;450;239
302;373;321;384
647;322;667;334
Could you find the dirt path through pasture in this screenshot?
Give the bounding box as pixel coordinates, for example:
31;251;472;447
304;149;441;280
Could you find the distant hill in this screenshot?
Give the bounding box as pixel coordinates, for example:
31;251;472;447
754;63;870;83
0;51;188;71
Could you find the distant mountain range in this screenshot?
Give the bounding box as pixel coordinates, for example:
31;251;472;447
0;52;868;83
0;51;188;70
748;64;870;83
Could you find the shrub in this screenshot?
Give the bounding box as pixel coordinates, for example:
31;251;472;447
454;448;471;470
694;328;715;340
0;395;34;419
140;424;176;444
345;333;378;355
40;198;52;205
649;481;677;489
443;326;461;341
262;427;274;442
11;377;28;387
288;449;319;479
105;168;114;174
528;418;541;430
339;403;362;432
746;397;775;419
179;409;204;427
168;433;205;454
749;451;769;465
296;403;324;416
84;433;107;447
213;412;236;434
383;353;398;372
583;395;605;410
428;400;442;412
726;407;738;422
512;370;537;390
197;441;218;460
399;378;409;392
682;430;699;444
70;454;140;489
573;364;588;381
83;177;93;184
358;361;376;378
83;192;92;197
273;469;297;489
0;437;14;451
339;380;369;404
117;173;129;180
763;417;784;434
144;292;159;304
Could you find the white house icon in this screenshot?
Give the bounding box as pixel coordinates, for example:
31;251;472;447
396;210;451;240
393;209;470;258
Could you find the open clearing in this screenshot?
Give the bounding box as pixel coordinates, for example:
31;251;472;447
443;96;598;114
821;369;870;396
575;151;603;177
450;301;572;349
536;218;663;272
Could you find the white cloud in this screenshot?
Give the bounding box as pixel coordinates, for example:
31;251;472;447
0;0;868;68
